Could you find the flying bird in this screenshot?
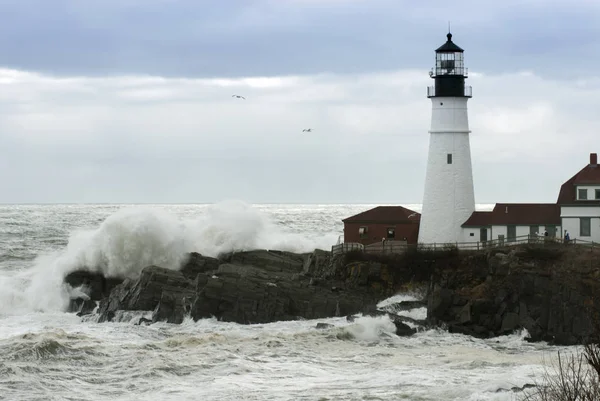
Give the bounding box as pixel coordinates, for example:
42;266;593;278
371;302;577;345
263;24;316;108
302;128;313;132
232;95;245;99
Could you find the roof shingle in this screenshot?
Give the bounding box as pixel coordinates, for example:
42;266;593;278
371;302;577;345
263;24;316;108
343;206;420;224
462;203;560;227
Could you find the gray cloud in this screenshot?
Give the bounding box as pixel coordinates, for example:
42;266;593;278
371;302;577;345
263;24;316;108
0;0;598;78
0;67;598;203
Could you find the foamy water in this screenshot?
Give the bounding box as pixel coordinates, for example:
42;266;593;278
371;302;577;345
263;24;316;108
0;202;570;400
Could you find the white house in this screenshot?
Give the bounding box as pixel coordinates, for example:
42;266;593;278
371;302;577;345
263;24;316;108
557;153;600;242
460;152;599;244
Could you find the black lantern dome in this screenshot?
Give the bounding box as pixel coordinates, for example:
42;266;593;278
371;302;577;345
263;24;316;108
427;33;472;98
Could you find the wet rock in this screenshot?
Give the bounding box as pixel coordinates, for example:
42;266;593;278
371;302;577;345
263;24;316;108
82;249;393;326
68;298;97;316
390;318;416;337
316;323;334;329
64;270;124;301
98;266;195;323
180;252;221;280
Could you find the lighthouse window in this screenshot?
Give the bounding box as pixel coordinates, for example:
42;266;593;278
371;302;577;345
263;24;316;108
447;154;453;164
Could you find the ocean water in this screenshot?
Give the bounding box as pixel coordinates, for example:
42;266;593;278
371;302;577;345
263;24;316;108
0;202;570;400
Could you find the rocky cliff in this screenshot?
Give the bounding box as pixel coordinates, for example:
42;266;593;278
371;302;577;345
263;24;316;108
427;245;600;345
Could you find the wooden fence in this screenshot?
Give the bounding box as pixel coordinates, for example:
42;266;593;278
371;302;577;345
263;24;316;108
331;234;598;256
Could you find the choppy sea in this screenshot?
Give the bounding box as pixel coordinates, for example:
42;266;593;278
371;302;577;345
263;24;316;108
0;202;572;400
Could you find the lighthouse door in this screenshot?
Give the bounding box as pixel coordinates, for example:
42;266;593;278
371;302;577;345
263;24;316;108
479;228;488;243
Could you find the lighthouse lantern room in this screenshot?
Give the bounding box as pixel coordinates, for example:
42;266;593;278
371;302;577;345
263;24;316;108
418;32;476;245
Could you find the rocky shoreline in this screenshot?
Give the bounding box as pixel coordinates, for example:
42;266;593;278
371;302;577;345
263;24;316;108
64;244;600;344
65;249;424;337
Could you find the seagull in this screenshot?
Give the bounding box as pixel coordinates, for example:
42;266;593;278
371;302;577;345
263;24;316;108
232;95;245;99
302;128;313;132
407;212;418;218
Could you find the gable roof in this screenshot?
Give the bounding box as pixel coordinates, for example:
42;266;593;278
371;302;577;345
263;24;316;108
343;206;420;224
462;203;560;227
557;154;600;204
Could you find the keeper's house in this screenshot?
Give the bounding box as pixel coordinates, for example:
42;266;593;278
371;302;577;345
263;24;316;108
461;153;600;243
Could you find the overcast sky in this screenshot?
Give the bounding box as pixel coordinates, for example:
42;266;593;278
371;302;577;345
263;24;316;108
1;0;599;204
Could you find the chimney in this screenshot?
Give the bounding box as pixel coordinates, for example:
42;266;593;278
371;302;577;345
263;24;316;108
591;153;598;166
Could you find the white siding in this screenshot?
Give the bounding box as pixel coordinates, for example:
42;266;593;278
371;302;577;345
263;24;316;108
463;229;480;242
561;213;600;242
561;205;600;241
561;206;600;217
419;97;475;244
492;225;507;240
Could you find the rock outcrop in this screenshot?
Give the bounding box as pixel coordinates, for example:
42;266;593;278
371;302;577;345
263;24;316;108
426;245;600;345
65;249;404;327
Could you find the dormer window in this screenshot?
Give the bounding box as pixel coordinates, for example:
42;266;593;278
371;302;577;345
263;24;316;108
578;188;588;200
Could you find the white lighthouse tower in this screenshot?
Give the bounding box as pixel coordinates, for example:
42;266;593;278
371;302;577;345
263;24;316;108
418;32;475;245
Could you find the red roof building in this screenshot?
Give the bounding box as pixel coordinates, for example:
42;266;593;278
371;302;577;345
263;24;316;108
342;206;421;245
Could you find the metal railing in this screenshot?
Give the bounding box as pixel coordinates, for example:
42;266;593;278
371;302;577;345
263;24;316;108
429;68;469;78
331;234;598;256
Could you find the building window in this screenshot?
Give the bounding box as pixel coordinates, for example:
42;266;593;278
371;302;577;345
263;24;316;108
529;226;538;236
578;188;588;200
469;232;474;237
545;225;557;238
596;189;600;200
358;227;368;238
447;154;452;164
580;217;591;237
387;228;395;239
507;226;516;242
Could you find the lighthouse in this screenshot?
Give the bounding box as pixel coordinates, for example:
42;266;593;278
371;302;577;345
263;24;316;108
418;32;475;245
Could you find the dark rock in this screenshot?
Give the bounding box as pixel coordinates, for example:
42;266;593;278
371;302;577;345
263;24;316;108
316;323;334;329
152;291;193;324
380;300;427;314
221;250;306;273
180;252;221;280
98;266;195;323
426;245;600;344
64;270;124;301
390;318;416;337
303;249;335;277
69;298;97;316
136;317;152;326
501;312;520;333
